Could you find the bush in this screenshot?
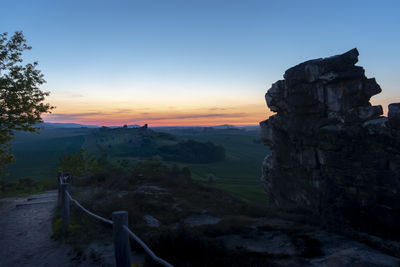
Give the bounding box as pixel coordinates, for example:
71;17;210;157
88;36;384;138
0;177;47;197
160;140;225;163
59;149;99;177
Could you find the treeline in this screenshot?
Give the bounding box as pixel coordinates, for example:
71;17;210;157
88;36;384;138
160;139;225;163
0;177;54;197
95;127;226;164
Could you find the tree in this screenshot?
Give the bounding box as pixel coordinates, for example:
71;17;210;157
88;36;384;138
0;31;53;172
59;149;99;177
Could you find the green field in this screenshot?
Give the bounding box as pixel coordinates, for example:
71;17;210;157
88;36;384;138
4;128;90;181
2;126;270;202
168;130;270;202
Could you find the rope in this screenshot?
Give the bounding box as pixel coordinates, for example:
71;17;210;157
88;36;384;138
65;191;113;225
62;183;172;266
123;225;173;267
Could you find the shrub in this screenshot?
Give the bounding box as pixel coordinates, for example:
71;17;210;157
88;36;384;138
59;149;99;177
159;140;225;163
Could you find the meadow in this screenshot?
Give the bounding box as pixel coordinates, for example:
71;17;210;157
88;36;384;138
4;128;89;182
161;128;269;202
2;125;270;203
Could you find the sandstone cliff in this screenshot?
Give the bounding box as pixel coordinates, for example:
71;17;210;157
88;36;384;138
260;48;400;239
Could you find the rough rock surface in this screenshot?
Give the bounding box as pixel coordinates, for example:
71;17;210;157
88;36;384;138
260;48;400;239
220;218;400;266
144;214;161;228
0;191;144;267
0;191;101;267
184;215;221;227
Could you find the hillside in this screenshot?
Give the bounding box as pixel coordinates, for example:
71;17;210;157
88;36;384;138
3;125;268;202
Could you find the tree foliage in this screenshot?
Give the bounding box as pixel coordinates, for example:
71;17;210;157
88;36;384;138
0;31;53;171
59;149;99;177
159;139;226;163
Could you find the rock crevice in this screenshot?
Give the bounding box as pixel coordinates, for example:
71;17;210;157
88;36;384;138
260;48;400;239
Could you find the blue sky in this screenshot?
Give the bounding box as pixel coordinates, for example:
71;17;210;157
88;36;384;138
2;0;399;125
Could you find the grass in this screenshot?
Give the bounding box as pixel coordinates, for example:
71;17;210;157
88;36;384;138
2;126;270;203
170;131;270;202
213;183;266;202
0;189;44;199
52;160;273;266
4;134;85;181
0;177;55;198
80;126;270;203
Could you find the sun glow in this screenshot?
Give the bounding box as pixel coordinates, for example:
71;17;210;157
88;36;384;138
43;99;271;126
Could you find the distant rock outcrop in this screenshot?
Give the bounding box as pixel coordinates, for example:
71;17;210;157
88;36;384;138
260;48;400;239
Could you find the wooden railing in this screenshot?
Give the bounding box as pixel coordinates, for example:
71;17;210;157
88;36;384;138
58;172;173;267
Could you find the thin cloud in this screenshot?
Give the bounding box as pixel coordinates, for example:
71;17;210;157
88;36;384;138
139;113;247;121
175;113;245;119
206;107;232;111
115;108;132;113
45;111;251;125
45;112;111;120
46;108;133;120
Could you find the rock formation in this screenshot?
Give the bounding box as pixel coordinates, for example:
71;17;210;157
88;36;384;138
260;48;400;239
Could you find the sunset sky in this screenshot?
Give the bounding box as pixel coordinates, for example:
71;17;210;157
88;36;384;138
2;0;400;126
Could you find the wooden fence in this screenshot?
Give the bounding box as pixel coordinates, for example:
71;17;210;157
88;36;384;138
58;172;173;267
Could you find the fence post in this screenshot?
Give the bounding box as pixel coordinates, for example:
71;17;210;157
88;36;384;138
57;171;62;204
112;211;131;267
61;183;70;234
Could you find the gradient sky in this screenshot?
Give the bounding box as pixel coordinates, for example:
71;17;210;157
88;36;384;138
2;0;400;126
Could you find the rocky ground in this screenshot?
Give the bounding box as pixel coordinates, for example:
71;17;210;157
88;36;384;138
225;217;400;266
0;191;113;267
0;190;400;266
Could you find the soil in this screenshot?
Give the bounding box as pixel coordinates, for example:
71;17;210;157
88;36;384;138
0;190;144;267
0;191;111;267
0;191;74;266
2;190;399;267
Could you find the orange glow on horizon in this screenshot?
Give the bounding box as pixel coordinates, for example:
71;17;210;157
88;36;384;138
42;102;272;127
42;114;271;127
41;96;394;127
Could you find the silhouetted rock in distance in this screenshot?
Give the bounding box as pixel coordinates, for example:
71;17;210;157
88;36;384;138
260;48;400;240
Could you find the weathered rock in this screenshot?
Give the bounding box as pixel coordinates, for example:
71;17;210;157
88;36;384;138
184;215;221;227
134;185;167;195
283;48;360;84
217;218;400;266
143;215;161;228
218;231;298;256
260;49;400;240
388;103;400;129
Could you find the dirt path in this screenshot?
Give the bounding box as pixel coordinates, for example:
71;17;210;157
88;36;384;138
0;191;72;267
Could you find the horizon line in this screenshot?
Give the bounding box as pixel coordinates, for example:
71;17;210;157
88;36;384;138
42;121;260;127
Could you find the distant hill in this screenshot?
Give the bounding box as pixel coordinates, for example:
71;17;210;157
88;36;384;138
105;124;141;129
5;123;268;202
211;124;260;131
211;124;236;129
38;122;141;129
87;126;225;163
38;122;259;131
38;122;98;128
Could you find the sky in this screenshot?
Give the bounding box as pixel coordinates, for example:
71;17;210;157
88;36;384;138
2;0;400;126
